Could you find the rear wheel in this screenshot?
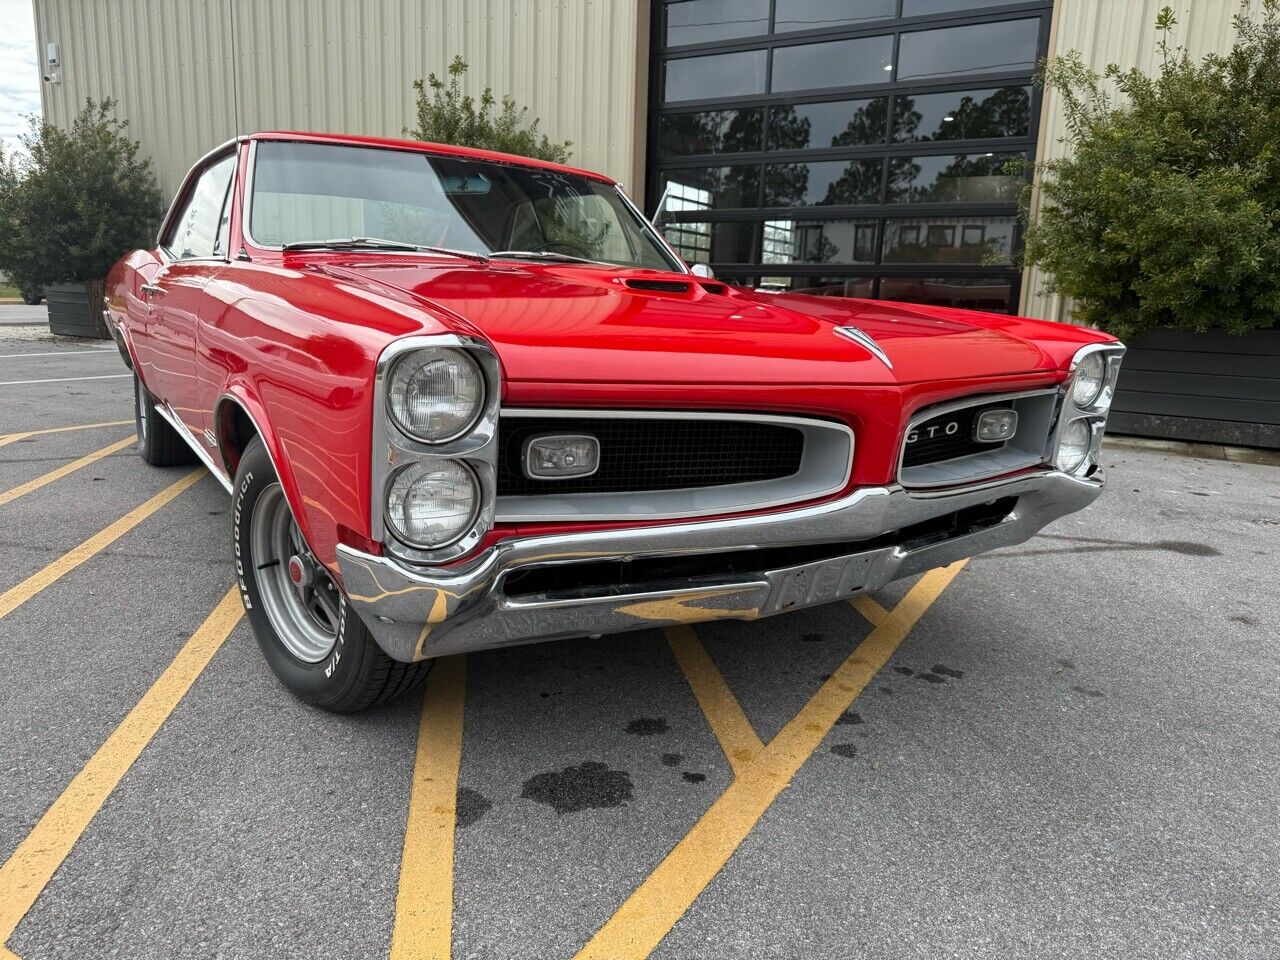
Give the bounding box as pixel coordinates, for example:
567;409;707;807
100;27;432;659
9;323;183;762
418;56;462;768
233;437;433;712
134;373;196;466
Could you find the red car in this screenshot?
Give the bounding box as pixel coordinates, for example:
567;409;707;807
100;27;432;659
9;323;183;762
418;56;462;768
105;131;1124;712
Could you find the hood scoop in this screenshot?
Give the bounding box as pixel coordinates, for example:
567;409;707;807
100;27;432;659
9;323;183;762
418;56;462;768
624;278;692;294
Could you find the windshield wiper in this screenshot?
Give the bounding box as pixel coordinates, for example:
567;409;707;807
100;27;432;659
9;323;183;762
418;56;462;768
489;250;602;265
282;237;488;262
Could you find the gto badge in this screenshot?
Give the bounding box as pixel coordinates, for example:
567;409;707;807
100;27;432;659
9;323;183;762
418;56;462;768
905;421;959;444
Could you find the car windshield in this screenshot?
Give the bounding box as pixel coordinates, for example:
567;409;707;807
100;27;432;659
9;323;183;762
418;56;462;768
249;140;682;271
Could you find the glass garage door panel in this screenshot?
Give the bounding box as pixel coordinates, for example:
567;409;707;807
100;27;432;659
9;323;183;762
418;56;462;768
880;276;1012;311
657;167;761;210
658;109;764;155
666;0;770;46
881;216;1016;264
896;19;1040;81
763;218;877;264
769;99;889;149
892;87;1031;142
665;49;768;102
887;153;1024;202
765;160;884;206
661;220;757;263
903;0;1034;14
771;35;895;92
774;0;896;32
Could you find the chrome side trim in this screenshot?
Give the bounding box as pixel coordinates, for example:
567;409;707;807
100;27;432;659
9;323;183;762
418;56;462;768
154;403;233;494
494;408;855;523
339;466;1106;661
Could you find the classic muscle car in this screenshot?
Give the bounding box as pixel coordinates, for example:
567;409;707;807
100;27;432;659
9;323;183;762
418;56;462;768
105;131;1125;712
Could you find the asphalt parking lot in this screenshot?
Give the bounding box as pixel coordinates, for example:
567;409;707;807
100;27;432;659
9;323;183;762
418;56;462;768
1;311;1277;960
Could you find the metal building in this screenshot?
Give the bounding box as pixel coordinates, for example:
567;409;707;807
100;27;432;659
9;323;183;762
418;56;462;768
32;0;1241;321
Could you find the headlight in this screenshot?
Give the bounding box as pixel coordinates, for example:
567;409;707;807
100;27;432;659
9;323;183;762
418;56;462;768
1056;418;1092;474
1071;351;1106;408
387;348;485;443
386;459;479;547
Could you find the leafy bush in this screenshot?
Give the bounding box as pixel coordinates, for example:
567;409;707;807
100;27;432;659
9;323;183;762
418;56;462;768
406;56;572;163
0;98;163;288
1023;1;1280;338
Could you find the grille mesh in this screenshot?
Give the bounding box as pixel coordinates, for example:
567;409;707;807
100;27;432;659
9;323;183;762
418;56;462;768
902;405;1005;468
497;416;805;496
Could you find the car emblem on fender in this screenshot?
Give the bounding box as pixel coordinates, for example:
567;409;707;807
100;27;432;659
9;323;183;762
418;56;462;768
833;325;893;370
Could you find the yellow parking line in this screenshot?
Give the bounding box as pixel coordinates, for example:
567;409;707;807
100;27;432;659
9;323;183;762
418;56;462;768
0;420;132;448
0;436;134;507
0;587;243;954
665;626;764;774
391;655;467;960
574;560;969;960
0;468;205;623
850;594;890;626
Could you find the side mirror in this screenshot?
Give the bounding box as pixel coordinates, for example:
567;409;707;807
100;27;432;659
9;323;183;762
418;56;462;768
689;263;715;279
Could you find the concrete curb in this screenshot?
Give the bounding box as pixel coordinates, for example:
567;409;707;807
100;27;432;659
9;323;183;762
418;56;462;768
1105;434;1280;468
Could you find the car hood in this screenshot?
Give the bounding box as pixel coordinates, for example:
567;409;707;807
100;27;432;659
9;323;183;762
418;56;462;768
316;260;1057;386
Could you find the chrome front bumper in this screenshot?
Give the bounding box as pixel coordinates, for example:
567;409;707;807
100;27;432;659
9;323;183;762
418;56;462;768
337;468;1105;662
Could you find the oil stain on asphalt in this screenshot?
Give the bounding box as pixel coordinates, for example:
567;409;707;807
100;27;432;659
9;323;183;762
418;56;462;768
457;787;492;828
521;762;634;815
625;717;668;736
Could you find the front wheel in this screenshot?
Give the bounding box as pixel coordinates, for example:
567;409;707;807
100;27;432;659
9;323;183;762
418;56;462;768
233;437;433;712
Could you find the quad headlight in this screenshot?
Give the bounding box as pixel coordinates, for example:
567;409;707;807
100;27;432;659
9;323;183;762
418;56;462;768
1071;350;1107;409
1056;418;1092;474
387;347;485;443
385;459;480;548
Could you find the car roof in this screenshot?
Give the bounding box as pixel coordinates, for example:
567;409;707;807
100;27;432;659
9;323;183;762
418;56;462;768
249;130;615;184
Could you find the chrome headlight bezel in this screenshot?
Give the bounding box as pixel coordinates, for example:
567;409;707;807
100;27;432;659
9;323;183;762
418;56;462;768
384;458;482;549
385;347;486;444
1052;342;1126;477
370;334;502;565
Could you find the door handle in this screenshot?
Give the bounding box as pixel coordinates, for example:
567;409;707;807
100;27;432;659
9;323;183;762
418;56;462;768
140;283;165;296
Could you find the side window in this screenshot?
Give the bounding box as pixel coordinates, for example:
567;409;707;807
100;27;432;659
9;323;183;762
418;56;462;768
167;154;237;260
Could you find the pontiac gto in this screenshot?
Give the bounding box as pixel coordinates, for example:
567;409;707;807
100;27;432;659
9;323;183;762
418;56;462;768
105;131;1124;712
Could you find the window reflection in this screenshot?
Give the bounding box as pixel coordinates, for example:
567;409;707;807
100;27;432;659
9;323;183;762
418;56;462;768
763;219;876;264
660;220;756;263
882;216;1015;264
765;159;883;206
667;0;770;46
658;109;764;155
665;50;767;102
769;99;888;150
771;35;895;92
774;0;896;32
897;19;1039;81
657;167;760;211
892;87;1031;142
903;0;1041;14
879;276;1012;311
887;153;1023;202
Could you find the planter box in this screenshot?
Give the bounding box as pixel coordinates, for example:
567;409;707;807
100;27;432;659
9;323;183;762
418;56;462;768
46;280;109;339
1110;328;1280;449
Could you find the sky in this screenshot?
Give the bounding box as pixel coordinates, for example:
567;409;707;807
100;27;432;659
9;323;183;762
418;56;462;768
0;0;40;158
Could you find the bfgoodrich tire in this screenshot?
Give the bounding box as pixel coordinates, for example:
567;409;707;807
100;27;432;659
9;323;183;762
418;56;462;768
233;437;433;712
134;373;197;467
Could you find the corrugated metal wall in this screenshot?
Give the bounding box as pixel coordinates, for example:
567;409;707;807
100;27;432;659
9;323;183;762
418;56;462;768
33;0;649;201
1021;0;1241;321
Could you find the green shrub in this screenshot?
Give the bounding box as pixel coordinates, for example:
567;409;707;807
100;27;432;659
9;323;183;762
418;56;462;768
1023;1;1280;338
0;98;163;288
406;56;572;164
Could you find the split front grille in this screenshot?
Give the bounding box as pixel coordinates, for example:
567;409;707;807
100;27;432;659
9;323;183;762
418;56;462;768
496;416;805;496
902;403;1005;468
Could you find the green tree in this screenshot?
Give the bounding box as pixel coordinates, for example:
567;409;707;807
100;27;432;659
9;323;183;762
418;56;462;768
0;98;162;288
1022;1;1280;338
406;56;572;163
